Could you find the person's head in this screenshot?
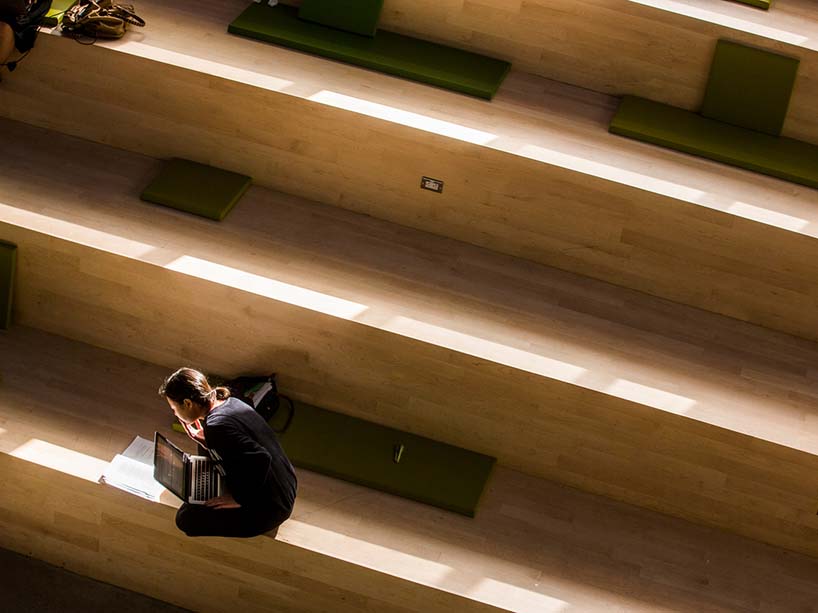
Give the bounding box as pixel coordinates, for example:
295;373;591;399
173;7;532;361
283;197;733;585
158;367;230;423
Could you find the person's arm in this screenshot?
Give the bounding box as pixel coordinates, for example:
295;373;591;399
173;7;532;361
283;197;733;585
205;419;273;507
0;22;15;68
204;494;240;509
180;418;207;448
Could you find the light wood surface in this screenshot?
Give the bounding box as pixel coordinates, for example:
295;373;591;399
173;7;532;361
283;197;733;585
290;0;818;142
2;4;818;343
3;325;818;612
2;119;818;561
377;0;818;144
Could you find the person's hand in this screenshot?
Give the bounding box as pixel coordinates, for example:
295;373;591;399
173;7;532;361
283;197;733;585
204;495;240;509
181;419;206;448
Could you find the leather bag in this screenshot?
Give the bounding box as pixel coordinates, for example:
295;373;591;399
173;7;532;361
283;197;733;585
61;0;144;39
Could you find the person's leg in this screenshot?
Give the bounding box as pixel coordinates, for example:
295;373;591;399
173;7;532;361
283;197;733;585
0;22;15;69
175;503;289;538
175;503;248;537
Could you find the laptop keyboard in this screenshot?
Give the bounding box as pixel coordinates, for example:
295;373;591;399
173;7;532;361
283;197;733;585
191;459;218;503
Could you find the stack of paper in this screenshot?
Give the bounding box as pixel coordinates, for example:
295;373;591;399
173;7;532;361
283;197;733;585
100;436;165;501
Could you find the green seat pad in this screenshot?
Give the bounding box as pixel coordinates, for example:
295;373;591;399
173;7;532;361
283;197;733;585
0;241;17;330
140;158;252;221
272;401;496;516
42;0;79;27
609;96;818;190
299;0;384;37
701;40;798;136
728;0;771;9
228;3;511;100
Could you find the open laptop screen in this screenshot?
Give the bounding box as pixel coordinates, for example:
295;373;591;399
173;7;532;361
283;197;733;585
153;432;186;501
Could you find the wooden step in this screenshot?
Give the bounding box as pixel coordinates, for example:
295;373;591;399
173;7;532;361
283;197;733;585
2;118;818;560
2;1;817;343
3;325;818;612
377;0;818;143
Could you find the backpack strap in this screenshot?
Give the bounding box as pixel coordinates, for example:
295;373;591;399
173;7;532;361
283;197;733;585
271;395;295;434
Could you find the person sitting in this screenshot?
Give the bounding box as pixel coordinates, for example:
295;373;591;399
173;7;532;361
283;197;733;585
0;0;52;76
159;367;298;538
0;20;14;68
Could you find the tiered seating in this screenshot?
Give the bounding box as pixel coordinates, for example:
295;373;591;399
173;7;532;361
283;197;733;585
2;0;818;609
3;117;818;561
610;39;818;189
372;0;818;142
2;0;817;343
610;96;818;188
3;325;818;612
228;3;511;99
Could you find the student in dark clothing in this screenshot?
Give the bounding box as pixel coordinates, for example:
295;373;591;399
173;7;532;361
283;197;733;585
158;367;297;538
0;19;13;69
0;0;51;75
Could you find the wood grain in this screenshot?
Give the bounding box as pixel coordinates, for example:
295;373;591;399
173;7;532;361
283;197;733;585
2;326;818;612
2;5;816;342
1;120;818;562
376;0;818;143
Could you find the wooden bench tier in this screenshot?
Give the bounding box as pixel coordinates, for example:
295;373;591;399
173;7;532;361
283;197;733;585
2;119;818;559
218;0;818;140
227;3;510;100
3;1;818;342
730;0;771;9
3;325;818;612
609;96;818;189
371;0;818;144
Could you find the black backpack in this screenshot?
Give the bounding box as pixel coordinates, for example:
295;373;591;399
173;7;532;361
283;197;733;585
223;373;295;434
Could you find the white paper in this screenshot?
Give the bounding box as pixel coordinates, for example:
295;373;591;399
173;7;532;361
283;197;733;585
121;435;155;465
248;381;273;408
101;454;165;501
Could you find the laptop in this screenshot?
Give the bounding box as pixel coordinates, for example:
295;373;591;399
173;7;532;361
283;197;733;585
153;431;225;505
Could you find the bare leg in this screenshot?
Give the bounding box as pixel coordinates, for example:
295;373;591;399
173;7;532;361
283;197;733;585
0;22;14;71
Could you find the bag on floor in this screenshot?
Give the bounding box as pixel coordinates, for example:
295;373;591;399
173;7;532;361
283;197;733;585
224;373;295;434
61;0;144;40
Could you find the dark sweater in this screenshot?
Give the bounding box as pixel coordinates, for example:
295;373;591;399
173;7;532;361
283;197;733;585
1;0;52;53
203;397;297;516
0;1;26;26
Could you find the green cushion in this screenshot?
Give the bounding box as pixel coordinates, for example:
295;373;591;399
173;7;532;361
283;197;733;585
42;0;79;27
609;96;818;190
140;159;252;221
299;0;384;37
272;401;496;516
228;3;511;100
0;241;17;330
728;0;771;9
701;40;799;136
